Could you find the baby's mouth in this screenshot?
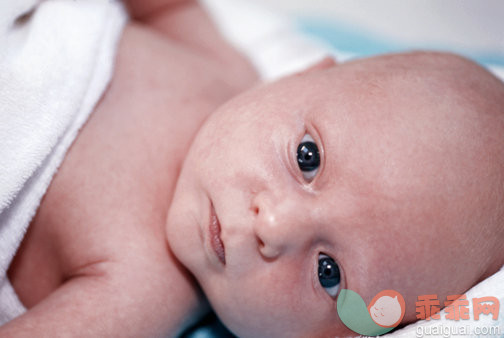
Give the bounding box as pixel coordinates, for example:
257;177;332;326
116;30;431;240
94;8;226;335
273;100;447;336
209;203;226;265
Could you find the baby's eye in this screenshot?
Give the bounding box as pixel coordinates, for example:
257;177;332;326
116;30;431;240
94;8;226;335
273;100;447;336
318;253;340;297
296;134;320;182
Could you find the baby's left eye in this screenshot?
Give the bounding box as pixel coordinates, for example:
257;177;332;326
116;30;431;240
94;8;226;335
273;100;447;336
318;253;341;297
296;134;320;182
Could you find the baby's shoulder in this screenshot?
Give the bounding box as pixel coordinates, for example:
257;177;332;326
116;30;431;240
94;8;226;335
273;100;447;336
7;23;214;308
8;14;255;323
7;125;179;306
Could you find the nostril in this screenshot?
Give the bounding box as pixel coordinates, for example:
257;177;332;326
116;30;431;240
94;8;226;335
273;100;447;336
257;237;265;249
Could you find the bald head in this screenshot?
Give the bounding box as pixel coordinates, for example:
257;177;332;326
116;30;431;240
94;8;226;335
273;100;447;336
299;51;504;322
280;51;504;320
333;51;504;270
171;50;504;337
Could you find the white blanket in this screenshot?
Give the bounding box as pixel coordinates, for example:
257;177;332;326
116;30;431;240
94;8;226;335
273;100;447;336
390;266;504;338
0;0;127;325
200;0;335;81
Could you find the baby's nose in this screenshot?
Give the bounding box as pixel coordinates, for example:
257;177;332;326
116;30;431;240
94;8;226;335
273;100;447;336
251;191;309;259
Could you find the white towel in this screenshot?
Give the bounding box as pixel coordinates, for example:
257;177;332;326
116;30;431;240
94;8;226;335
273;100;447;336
0;0;127;324
200;0;338;81
389;266;504;338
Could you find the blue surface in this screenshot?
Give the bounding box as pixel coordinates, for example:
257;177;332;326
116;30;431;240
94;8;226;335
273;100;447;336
180;311;235;338
297;17;504;67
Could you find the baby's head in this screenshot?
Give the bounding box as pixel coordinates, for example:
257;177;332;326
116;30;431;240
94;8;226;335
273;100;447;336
166;52;504;337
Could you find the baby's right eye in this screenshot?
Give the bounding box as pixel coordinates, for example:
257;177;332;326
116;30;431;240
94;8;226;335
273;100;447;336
318;253;341;298
296;134;320;182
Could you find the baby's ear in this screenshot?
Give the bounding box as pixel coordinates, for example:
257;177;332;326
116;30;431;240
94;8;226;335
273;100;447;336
297;56;337;75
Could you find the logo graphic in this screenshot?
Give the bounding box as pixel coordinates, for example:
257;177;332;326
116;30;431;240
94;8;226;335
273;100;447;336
337;289;406;336
369;290;405;328
415;294;500;321
338;290;500;336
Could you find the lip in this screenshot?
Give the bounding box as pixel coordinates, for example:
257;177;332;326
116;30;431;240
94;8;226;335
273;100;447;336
208;202;226;265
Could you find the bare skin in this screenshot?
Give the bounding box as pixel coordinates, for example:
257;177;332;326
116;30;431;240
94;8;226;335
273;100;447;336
4;0;257;336
166;51;504;337
3;1;504;336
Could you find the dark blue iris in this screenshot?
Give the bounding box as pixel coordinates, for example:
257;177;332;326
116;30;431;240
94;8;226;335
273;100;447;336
318;255;340;288
297;141;320;171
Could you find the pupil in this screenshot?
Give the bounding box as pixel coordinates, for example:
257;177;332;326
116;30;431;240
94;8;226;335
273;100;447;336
318;256;340;288
297;141;320;171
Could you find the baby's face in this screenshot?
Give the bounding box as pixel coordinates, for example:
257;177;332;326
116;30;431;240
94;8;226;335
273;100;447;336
166;53;504;336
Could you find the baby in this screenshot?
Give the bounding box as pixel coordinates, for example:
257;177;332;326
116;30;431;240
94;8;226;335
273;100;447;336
2;0;504;337
166;51;504;337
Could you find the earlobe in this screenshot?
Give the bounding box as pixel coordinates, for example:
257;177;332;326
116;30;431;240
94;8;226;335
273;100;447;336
298;56;337;75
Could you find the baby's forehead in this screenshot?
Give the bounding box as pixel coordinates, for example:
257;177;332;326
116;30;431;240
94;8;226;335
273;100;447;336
258;51;503;129
234;52;504;181
258;51;504;211
290;51;494;96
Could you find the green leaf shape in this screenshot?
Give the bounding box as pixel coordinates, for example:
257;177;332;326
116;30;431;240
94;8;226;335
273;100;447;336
337;289;395;336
